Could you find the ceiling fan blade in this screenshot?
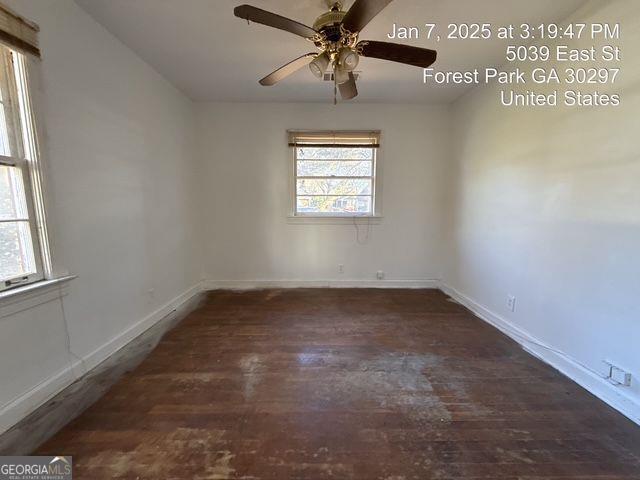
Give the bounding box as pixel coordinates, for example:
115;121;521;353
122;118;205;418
358;40;437;68
342;0;393;33
339;72;358;100
234;5;317;39
259;53;317;86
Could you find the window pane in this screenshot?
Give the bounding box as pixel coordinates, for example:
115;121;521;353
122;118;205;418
0;165;29;220
297;147;372;160
0;104;12;157
0;221;36;281
297;160;372;177
297;178;371;196
297;196;371;214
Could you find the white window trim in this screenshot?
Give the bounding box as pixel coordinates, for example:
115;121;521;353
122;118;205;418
14;51;52;280
0;274;75;312
288;130;384;223
0;47;56;294
286;215;383;225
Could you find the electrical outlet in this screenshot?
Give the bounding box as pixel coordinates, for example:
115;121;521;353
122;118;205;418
338;264;344;274
604;361;632;386
507;295;516;312
376;270;384;280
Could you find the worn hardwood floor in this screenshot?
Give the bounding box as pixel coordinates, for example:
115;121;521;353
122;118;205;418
36;289;640;479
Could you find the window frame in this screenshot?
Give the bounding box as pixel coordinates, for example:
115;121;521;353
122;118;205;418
0;46;50;291
289;130;381;219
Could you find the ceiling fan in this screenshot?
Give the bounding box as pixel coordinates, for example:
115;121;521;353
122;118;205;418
233;0;437;101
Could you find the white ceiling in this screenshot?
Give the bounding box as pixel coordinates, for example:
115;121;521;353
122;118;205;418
75;0;585;103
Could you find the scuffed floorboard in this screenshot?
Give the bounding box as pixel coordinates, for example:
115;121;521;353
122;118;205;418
32;289;640;479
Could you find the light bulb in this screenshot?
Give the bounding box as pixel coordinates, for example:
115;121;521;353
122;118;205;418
338;48;359;71
309;52;330;79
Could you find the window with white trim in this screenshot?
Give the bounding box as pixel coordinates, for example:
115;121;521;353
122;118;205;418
289;131;380;217
0;44;49;290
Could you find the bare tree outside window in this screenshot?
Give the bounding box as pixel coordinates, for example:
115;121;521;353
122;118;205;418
291;134;379;217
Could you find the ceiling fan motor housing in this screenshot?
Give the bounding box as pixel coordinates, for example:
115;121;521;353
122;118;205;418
313;9;346;42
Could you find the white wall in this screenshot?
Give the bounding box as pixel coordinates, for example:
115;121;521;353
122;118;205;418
0;0;201;433
196;102;450;286
445;0;640;422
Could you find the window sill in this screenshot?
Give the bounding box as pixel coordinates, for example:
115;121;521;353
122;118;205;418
287;215;383;225
0;275;76;318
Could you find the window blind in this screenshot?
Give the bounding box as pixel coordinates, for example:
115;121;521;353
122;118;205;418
288;130;381;148
0;3;39;58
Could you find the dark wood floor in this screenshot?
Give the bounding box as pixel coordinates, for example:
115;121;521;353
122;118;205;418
37;289;640;479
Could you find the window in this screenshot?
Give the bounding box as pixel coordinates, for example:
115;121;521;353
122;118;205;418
290;131;380;217
0;44;49;291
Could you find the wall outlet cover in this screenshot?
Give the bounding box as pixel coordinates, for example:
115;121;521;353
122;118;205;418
611;368;632;386
604;361;632;386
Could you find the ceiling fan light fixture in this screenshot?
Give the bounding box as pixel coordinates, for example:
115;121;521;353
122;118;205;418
234;0;437;102
338;48;359;71
309;52;330;79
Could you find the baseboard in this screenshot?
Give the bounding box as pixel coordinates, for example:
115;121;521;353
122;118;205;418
0;360;79;437
79;283;204;374
439;283;640;426
0;282;204;438
204;279;441;290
